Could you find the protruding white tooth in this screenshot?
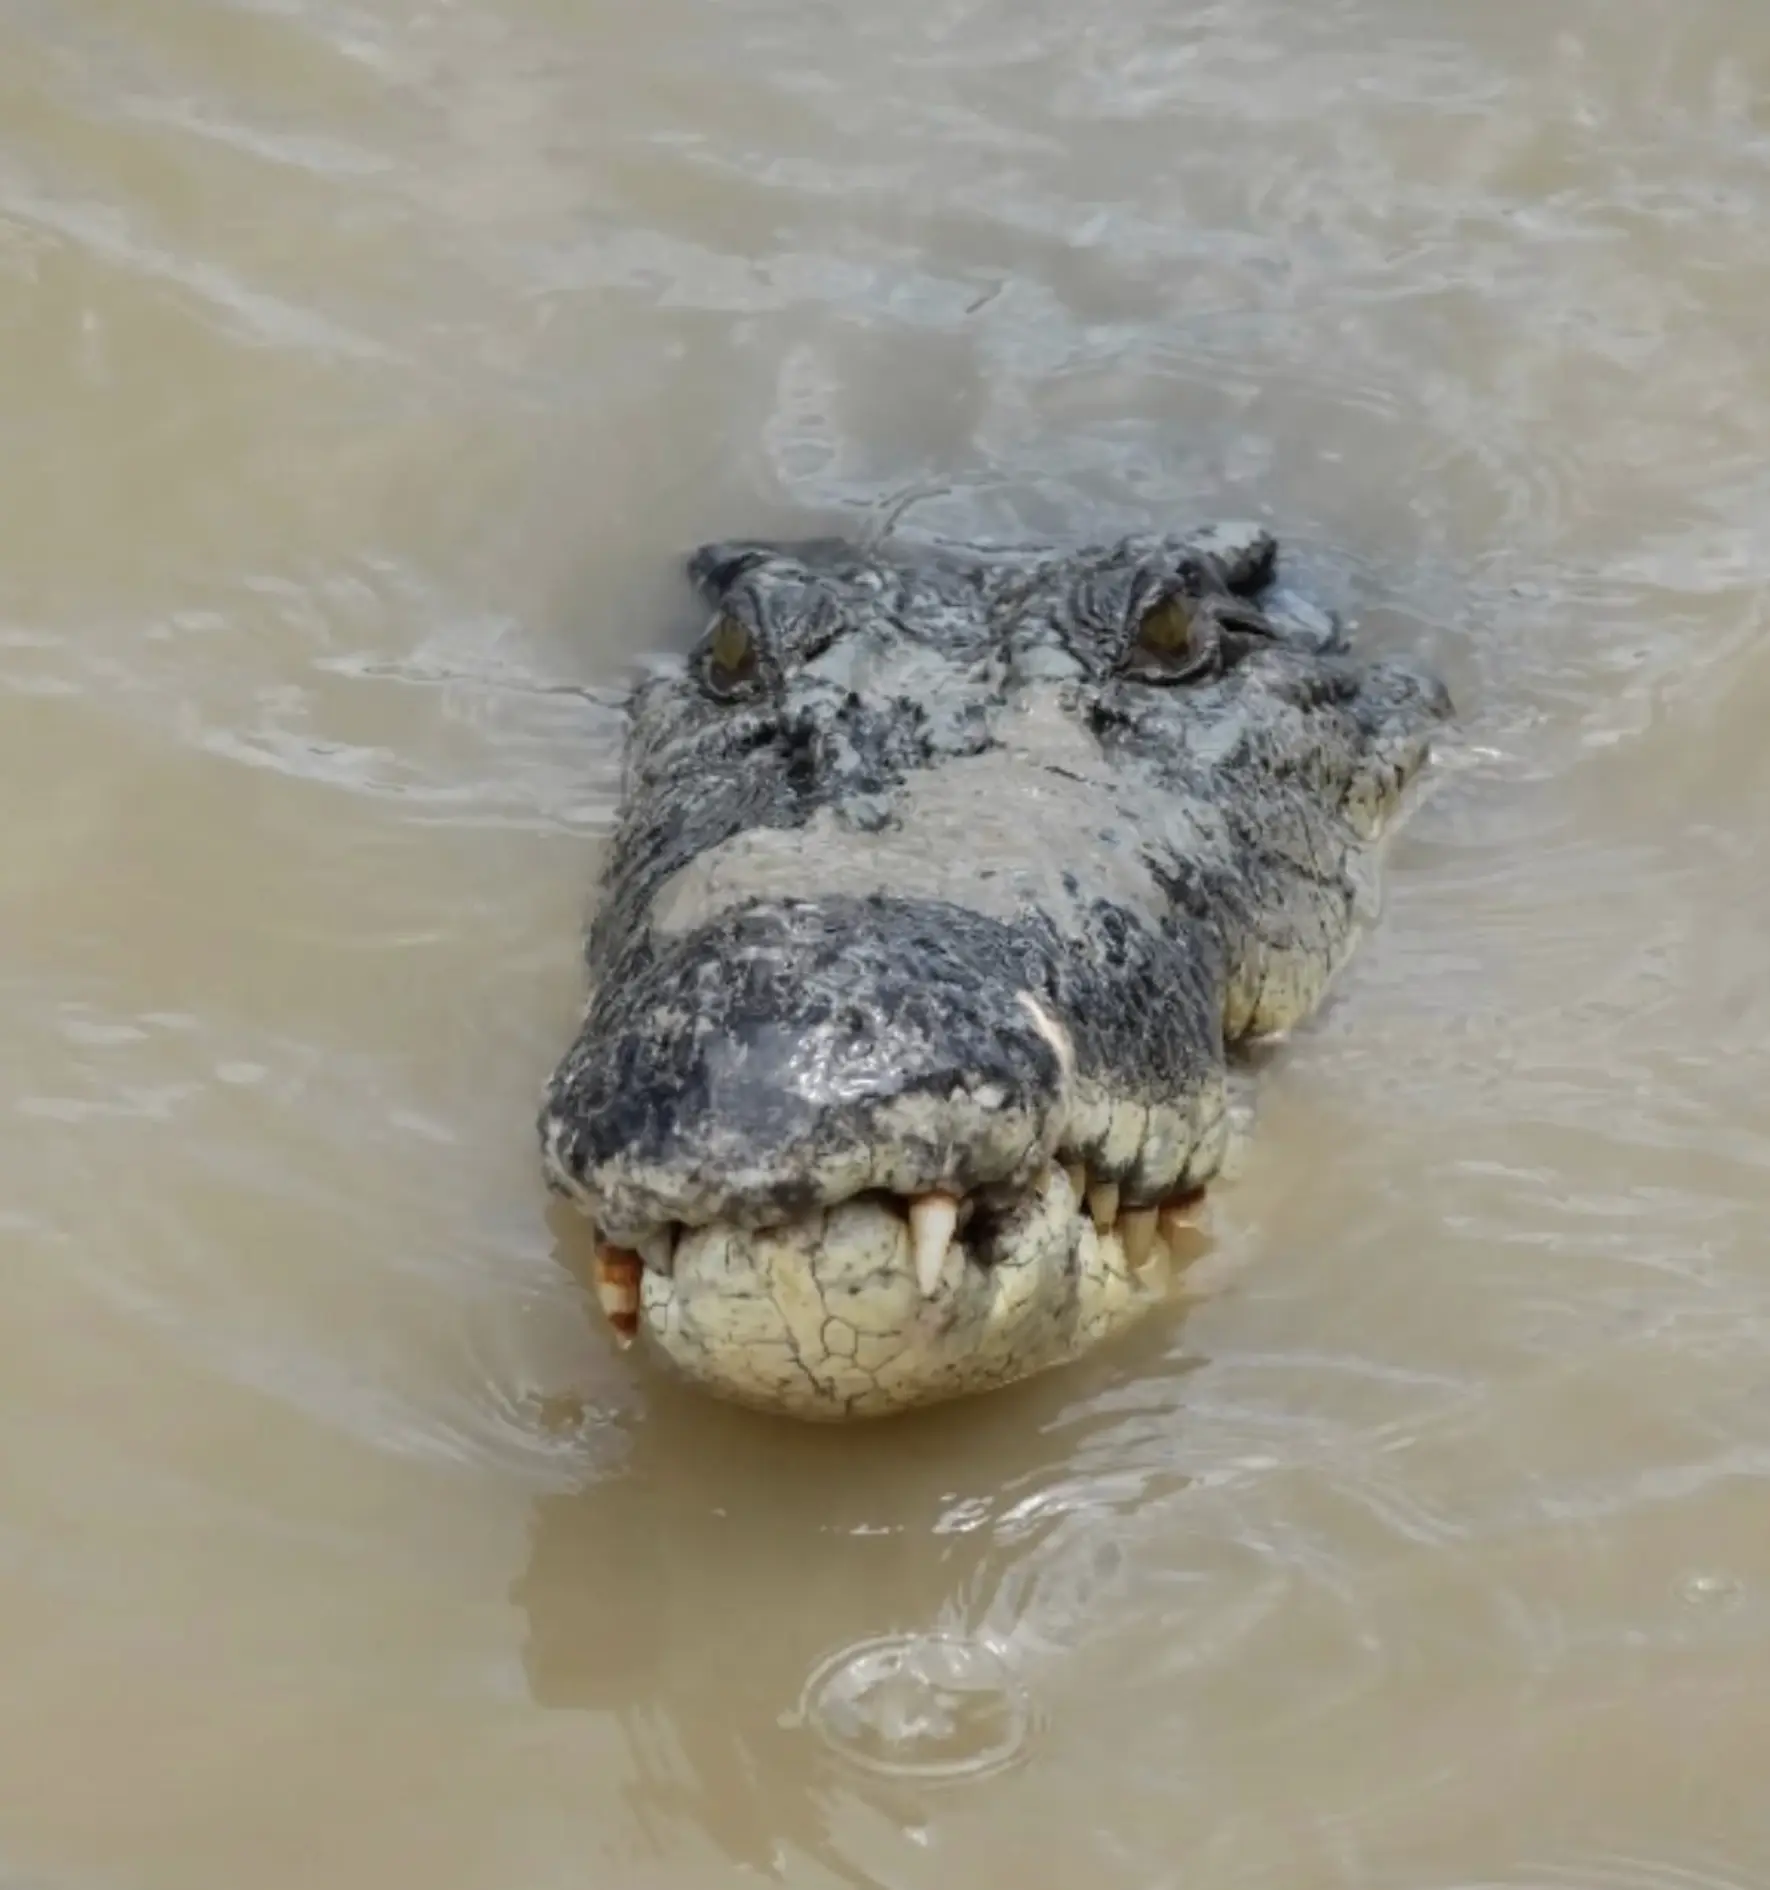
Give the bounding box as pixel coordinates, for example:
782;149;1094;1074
1087;1178;1119;1233
1119;1206;1158;1272
910;1192;959;1296
1063;1160;1087;1205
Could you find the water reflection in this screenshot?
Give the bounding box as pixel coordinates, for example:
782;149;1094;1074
516;1212;1211;1877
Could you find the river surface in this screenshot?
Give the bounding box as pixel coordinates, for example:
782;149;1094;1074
5;1;1770;1885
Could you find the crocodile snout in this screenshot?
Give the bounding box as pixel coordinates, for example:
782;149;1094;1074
540;895;1074;1249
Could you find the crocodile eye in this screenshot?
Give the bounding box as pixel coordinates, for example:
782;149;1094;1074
1134;594;1198;662
704;614;758;693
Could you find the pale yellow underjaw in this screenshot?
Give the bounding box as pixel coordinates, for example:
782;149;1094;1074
587;1161;1208;1419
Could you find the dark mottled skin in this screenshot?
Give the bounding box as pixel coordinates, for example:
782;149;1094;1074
540;524;1452;1261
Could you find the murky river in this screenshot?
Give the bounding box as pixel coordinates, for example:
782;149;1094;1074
5;0;1770;1884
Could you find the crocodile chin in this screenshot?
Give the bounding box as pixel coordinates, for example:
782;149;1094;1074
539;522;1453;1421
614;1169;1204;1422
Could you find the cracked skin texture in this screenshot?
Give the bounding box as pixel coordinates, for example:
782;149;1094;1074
540;521;1452;1419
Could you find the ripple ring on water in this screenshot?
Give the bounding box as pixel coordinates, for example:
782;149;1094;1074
797;1631;1039;1782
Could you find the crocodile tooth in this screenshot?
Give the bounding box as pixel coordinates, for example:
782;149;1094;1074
1157;1204;1195;1249
1087;1178;1119;1233
1158;1191;1210;1267
1158;1184;1206;1234
910;1192;959;1296
1063;1160;1087;1205
595;1244;642;1347
1118;1206;1159;1271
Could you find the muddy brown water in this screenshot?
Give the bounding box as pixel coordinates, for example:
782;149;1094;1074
5;1;1770;1885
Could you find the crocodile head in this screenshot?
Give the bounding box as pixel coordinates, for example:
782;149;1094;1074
539;523;1451;1419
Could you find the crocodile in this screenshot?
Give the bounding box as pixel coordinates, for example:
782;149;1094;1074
539;521;1451;1420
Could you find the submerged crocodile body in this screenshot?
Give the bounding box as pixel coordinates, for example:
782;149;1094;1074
539;522;1451;1420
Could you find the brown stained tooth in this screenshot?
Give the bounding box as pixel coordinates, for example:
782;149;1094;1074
1087;1177;1119;1233
1063;1161;1087;1206
595;1243;642;1349
909;1191;960;1297
1118;1206;1159;1272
